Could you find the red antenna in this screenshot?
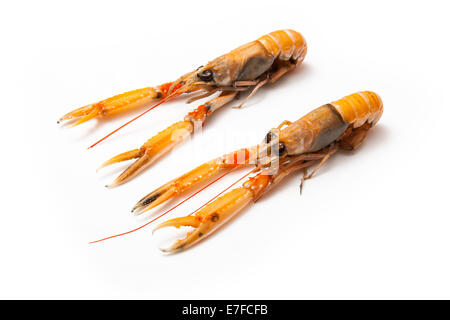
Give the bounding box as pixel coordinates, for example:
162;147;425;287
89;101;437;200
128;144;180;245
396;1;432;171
89;169;233;244
89;166;258;244
87;86;182;149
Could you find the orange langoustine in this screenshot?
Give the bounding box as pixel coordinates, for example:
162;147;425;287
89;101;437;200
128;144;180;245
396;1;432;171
59;29;307;187
123;91;383;253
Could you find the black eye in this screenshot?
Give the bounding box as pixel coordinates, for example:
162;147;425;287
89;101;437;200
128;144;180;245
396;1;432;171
277;142;286;156
265;132;276;143
198;69;214;82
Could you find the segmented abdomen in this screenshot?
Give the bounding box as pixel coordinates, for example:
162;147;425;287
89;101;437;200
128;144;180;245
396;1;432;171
257;29;307;63
331;91;383;128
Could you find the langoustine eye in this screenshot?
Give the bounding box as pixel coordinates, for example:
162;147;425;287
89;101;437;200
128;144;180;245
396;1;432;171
198;69;214;81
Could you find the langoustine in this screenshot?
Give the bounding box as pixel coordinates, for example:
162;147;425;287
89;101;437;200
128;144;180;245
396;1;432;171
58;29;307;187
130;91;383;253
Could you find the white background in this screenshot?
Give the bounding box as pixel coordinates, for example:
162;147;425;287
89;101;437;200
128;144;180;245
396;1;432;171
1;0;449;299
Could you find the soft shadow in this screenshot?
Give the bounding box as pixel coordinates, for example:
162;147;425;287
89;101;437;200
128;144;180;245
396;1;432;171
356;123;389;152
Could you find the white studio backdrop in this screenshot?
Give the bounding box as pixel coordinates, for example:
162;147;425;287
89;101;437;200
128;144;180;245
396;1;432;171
1;0;449;299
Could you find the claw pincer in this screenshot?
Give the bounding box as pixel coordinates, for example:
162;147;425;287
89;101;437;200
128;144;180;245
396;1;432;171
154;174;272;253
102;121;194;187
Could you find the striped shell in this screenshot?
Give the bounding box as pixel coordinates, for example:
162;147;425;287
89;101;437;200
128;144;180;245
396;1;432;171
331;91;383;128
257;29;307;63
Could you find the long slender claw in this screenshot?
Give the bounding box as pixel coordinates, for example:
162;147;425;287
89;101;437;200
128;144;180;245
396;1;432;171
154;187;254;253
104;121;194;188
132;147;257;214
131;160;228;215
58;86;165;125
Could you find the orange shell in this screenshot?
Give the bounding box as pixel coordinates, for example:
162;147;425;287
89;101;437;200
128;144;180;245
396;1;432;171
331;91;383;128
